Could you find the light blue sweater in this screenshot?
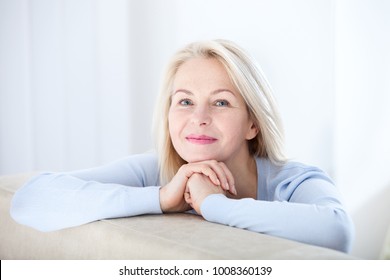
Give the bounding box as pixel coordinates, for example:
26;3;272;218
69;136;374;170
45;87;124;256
10;153;354;252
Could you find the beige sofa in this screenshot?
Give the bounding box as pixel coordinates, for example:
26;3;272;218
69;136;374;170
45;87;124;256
0;173;355;259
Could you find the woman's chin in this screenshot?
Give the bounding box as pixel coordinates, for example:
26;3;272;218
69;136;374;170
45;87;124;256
182;154;222;163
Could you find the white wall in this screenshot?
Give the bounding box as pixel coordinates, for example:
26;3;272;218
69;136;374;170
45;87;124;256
334;0;390;259
0;0;389;259
0;0;134;172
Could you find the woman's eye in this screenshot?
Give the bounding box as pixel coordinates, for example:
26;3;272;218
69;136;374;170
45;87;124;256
179;99;193;106
215;100;230;107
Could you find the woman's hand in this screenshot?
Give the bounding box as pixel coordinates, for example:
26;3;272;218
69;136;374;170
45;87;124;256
184;173;226;214
159;160;236;213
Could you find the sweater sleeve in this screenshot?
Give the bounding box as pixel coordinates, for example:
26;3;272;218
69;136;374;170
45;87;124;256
10;153;163;232
200;164;355;253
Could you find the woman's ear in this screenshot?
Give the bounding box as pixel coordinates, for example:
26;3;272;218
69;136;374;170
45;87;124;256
246;122;259;140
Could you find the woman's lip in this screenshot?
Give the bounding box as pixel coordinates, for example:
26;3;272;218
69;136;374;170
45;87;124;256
185;134;218;144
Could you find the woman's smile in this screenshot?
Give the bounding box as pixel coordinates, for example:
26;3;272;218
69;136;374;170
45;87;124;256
185;134;218;145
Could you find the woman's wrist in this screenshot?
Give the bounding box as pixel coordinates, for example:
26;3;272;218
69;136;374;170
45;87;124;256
159;186;170;213
159;185;190;213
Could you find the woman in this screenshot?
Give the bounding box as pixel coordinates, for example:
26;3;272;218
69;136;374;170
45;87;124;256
10;39;354;253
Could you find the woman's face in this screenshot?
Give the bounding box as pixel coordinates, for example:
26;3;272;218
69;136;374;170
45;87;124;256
168;57;258;163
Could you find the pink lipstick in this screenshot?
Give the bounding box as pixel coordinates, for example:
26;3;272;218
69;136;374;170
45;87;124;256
185;134;218;145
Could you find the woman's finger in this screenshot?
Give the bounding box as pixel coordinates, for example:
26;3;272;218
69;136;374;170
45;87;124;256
202;161;236;195
215;162;237;195
180;160;236;195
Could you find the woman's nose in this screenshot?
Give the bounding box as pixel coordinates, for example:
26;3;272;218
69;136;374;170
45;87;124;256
191;105;211;126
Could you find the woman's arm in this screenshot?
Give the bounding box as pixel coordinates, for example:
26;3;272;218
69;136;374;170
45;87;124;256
10;154;237;232
189;175;354;253
10;154;162;232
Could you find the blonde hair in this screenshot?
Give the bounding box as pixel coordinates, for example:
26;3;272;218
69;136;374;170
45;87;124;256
153;39;286;185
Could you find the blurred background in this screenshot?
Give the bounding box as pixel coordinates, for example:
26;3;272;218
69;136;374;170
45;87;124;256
0;0;389;259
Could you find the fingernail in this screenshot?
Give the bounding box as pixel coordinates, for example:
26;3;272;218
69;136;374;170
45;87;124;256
225;183;230;190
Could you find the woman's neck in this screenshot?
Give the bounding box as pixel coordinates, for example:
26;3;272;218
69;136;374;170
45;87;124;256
225;154;258;200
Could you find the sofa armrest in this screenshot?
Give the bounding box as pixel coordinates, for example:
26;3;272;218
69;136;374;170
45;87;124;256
381;225;390;259
0;173;354;259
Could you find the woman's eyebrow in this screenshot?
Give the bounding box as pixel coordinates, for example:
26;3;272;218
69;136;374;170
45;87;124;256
173;89;236;96
211;89;236;97
173;89;193;95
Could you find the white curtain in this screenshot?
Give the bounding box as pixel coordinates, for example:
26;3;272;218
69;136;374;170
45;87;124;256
1;0;389;259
